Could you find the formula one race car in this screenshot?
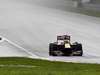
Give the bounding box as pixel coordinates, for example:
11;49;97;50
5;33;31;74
49;34;83;56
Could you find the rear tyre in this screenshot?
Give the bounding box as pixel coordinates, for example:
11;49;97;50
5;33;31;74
49;43;57;56
49;43;63;56
72;43;83;56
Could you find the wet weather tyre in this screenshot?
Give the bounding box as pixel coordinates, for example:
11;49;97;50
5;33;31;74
49;43;57;56
72;44;83;56
49;43;63;56
77;44;83;56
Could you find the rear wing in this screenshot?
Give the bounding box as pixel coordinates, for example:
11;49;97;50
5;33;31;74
57;35;70;41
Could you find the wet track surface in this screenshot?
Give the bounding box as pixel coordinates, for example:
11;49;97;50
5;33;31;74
0;0;100;64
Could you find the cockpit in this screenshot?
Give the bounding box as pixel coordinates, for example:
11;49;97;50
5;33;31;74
57;35;71;45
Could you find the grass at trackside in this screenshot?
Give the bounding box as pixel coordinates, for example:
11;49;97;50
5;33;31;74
68;7;100;17
78;9;100;17
0;57;99;75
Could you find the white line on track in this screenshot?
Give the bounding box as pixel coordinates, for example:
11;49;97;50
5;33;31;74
0;35;39;58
